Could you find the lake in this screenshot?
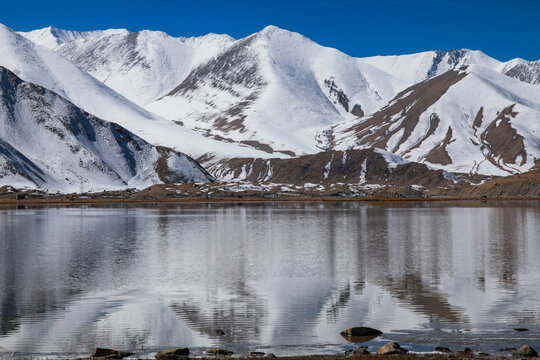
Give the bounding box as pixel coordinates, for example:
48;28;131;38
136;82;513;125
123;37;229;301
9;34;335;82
0;201;538;357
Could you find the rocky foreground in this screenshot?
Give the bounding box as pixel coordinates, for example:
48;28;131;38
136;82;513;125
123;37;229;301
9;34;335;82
83;342;539;360
76;328;540;360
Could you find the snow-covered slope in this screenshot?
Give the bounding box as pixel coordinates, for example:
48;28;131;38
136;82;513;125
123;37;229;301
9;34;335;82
0;66;213;192
359;49;503;84
146;26;407;155
332;65;540;176
18;26;127;50
2;24;278;164
0;24;158;127
51;29;234;104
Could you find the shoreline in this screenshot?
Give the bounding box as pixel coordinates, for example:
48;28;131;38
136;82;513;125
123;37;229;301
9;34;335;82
1;195;539;207
12;346;533;360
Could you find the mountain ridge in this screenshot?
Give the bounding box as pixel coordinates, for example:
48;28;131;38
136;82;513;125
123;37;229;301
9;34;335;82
2;23;538;191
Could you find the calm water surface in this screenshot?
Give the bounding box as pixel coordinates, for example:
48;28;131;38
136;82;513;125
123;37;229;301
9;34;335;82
0;201;539;357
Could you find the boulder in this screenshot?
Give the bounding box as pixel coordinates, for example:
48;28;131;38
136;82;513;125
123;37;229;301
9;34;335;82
376;342;407;355
207;348;233;356
250;352;266;357
434;346;452;353
341;327;382;337
155;348;190;360
91;348;133;359
512;345;538;358
345;346;370;355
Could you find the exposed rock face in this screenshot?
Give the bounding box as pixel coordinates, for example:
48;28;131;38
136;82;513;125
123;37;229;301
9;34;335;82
376;342;408;355
324;77;351;112
338;70;467;153
351;104;364;117
504;60;540;85
205;148;457;188
427;50;469;79
479;104;527;169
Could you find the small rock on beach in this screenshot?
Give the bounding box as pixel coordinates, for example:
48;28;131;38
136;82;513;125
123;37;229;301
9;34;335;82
207;348;233;356
155;348;190;360
376;342;408;355
91;348;133;359
345;346;370;355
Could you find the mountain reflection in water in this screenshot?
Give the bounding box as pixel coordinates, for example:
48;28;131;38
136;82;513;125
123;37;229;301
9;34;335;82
0;202;538;355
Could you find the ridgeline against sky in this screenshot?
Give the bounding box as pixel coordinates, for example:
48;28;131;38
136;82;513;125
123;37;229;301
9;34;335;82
3;0;540;61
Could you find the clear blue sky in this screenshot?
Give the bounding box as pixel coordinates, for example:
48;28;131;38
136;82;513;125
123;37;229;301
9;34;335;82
3;0;540;61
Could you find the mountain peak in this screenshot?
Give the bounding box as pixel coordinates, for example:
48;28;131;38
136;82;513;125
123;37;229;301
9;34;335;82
256;25;303;39
260;25;281;34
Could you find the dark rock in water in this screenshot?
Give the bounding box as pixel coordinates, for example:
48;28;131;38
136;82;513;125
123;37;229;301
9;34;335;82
512;345;538;357
341;327;382;337
478;352;490;357
340;333;380;344
434;346;452;353
207;348;233;356
498;348;517;352
155;348;190;360
513;328;529;332
376;342;407;355
250;352;265;357
91;348;133;359
345;346;370;355
215;329;225;336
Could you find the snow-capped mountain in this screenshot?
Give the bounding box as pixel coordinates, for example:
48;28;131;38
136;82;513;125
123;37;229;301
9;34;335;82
9;23;540;186
146;26;408;155
2;24;278;164
0;66;213;191
332;65;540;176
